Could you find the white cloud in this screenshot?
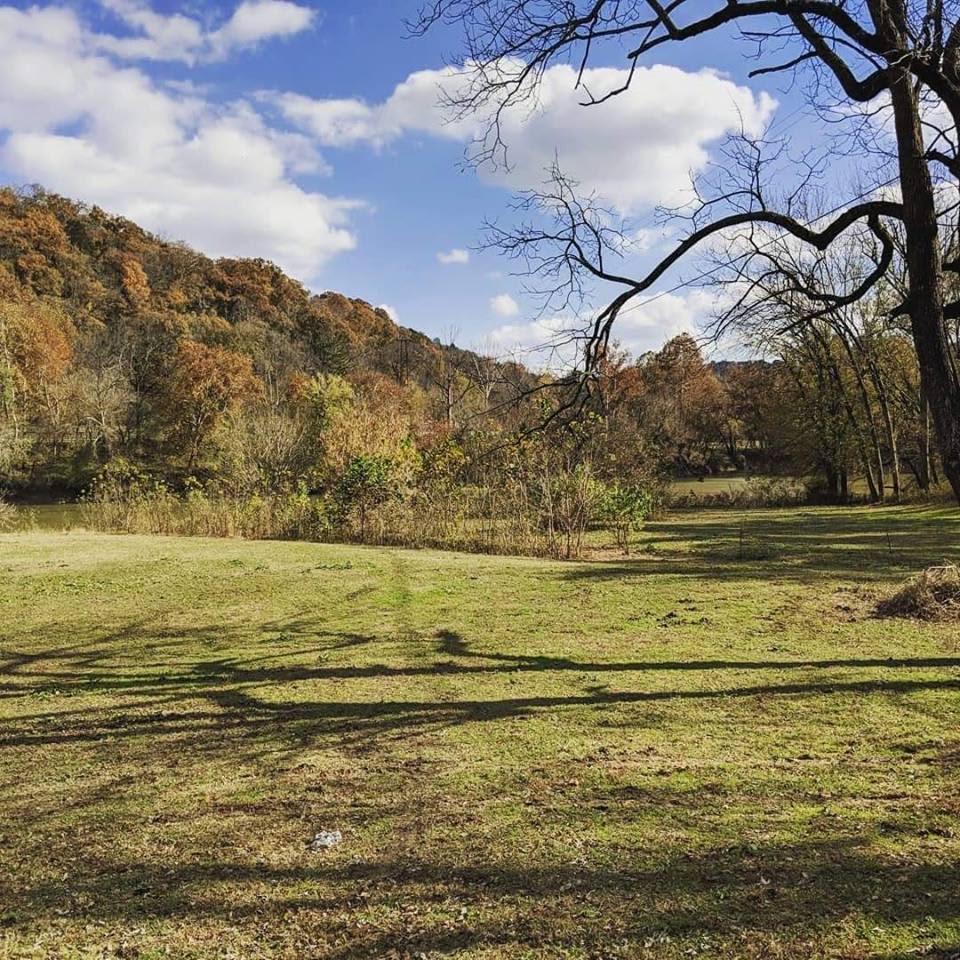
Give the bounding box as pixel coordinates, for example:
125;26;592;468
269;62;776;213
267;92;392;147
96;0;204;62
97;0;315;64
613;290;711;351
629;226;676;255
489;288;717;369
438;248;470;265
488;314;575;364
0;5;356;281
209;1;315;59
378;304;400;323
490;293;520;318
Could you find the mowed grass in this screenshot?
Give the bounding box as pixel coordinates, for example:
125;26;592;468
1;506;959;960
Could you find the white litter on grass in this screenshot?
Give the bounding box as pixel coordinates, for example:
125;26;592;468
309;830;343;852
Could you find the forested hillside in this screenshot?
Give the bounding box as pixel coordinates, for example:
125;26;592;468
0;186;533;495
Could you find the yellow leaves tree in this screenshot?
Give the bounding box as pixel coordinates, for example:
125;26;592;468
0;300;75;459
160;340;263;471
117;254;151;312
0;196;72;296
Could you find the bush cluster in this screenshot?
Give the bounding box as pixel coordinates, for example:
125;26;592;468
81;448;660;560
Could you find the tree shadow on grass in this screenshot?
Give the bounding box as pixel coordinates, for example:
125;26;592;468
2;620;960;757
5;622;960;708
4;608;960;954
6;834;959;958
606;506;960;583
2;654;959;753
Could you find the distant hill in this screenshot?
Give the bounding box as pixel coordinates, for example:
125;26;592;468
709;359;775;379
0;186;542;495
0;186;527;392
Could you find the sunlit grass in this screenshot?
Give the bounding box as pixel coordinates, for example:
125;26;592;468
1;505;959;958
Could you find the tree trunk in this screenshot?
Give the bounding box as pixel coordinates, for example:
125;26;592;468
860;343;902;503
875;380;902;502
888;63;960;502
820;337;880;502
922;399;935;491
838;334;887;502
824;460;843;502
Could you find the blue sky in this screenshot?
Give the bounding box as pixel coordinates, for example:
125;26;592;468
0;0;802;358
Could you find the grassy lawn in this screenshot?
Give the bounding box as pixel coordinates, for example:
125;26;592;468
1;505;959;959
667;475;752;496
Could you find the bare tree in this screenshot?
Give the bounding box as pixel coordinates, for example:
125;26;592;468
413;0;960;502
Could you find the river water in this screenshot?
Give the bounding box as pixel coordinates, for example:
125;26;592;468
7;503;86;531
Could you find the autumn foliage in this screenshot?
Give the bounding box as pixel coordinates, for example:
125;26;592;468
161;341;263;470
0;185;946;535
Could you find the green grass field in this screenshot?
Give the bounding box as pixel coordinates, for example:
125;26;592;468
1;506;959;959
667;475;753;496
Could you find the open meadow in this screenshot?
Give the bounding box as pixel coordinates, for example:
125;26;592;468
7;1;960;957
1;505;959;959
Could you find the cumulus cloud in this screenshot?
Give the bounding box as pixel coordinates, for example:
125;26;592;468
0;4;357;281
490;293;520;318
267;93;394;148
438;248;470;265
613;290;714;350
629;226;676;256
268;62;776;213
488;314;577;369
489;289;718;369
97;0;315;64
96;0;204;62
378;304;400;323
208;1;315;59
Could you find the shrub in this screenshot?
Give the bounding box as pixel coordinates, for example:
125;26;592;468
597;481;654;553
0;494;16;532
85;457;155;500
81;458;177;534
533;463;600;560
334;455;401;540
272;486;333;541
78;453;663;562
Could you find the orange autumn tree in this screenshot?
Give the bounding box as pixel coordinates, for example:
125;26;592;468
638;334;728;473
161;341;263;471
0;301;75;458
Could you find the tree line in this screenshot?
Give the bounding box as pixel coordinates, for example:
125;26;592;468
0;187;950;557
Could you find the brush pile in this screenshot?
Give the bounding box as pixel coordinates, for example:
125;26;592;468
876;564;960;622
